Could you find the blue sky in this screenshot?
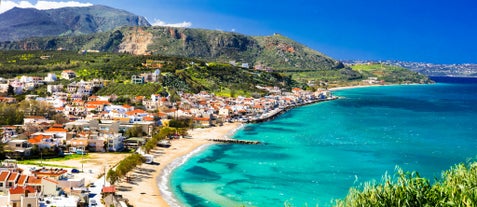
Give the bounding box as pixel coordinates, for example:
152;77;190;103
1;0;476;63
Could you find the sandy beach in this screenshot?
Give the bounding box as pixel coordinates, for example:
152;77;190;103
116;122;243;207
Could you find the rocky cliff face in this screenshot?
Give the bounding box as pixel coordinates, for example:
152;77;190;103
0;5;150;42
0;26;345;71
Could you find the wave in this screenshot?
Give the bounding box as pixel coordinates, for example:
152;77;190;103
157;144;213;207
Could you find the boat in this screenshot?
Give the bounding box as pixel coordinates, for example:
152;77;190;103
157;140;171;148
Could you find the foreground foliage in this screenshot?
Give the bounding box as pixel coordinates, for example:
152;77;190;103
106;153;145;185
334;163;477;207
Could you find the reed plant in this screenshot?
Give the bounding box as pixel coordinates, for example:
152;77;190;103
334;163;477;207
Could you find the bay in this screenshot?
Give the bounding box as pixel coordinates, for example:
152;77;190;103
169;77;477;207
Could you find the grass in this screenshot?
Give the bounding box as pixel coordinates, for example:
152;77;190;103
17;154;90;168
17;160;74;168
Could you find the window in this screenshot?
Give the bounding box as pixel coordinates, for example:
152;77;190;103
0;183;3;187
27;204;32;207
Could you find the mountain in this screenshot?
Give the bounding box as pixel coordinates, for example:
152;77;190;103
0;26;347;73
0;5;150;42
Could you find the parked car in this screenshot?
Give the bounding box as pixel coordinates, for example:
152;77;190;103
71;168;80;173
90;199;97;206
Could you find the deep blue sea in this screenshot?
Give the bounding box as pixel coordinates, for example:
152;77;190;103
167;77;477;207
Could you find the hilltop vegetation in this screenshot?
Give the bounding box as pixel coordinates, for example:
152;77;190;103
0;51;432;98
351;63;432;84
0;50;299;97
0;26;346;73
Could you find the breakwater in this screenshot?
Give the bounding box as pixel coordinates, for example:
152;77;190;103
208;139;261;145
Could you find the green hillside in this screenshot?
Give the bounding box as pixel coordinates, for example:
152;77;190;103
0;26;345;73
351;63;432;84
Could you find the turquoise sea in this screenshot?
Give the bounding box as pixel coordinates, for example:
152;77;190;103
166;77;477;207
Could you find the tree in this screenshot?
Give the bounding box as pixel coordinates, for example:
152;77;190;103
52;113;69;124
124;125;145;137
106;169;119;185
7;85;14;96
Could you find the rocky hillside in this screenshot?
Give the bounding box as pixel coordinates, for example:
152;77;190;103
0;5;150;42
0;26;346;72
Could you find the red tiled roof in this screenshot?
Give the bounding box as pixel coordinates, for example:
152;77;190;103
9;186;36;195
143;117;154;121
125;109;146;116
86;101;110;105
28;134;52;144
17;175;28;185
102;186;116;193
45;127;67;133
42;177;59;185
7;172;19;182
27;176;42;185
0;171;10;182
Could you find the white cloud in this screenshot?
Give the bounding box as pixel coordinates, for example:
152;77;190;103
0;1;93;14
152;19;192;28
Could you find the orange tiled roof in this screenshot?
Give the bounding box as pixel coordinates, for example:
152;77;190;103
7;172;19;182
125;109;146;116
42;177;59;185
86;100;110;105
9;186;36;195
143;117;154;121
102;185;116;193
28;134;52;144
17;175;28;185
0;171;10;182
45;127;67;133
27;176;42;185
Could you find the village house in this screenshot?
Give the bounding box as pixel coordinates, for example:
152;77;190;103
47;84;63;93
5;140;32;158
8;185;40;207
131;75;144;84
44;73;57;82
61;70;76;80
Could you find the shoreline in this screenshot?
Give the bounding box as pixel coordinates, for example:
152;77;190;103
121;83;427;207
117;122;243;207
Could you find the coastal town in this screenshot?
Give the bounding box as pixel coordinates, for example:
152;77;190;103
0;68;336;207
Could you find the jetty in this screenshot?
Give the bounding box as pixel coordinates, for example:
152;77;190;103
208;139;261;145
